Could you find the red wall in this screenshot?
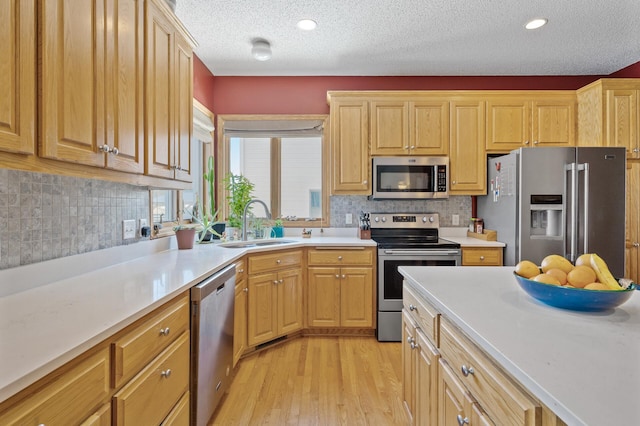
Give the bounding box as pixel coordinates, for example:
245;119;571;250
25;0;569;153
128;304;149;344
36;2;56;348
609;61;640;78
193;55;215;112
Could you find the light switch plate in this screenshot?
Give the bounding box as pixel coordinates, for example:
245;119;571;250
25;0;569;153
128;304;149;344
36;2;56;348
123;220;136;239
345;213;352;224
452;214;459;226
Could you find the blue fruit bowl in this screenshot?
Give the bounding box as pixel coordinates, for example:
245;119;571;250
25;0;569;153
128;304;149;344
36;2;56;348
513;273;637;311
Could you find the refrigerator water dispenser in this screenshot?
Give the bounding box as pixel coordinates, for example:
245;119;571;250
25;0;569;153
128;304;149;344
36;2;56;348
530;195;563;238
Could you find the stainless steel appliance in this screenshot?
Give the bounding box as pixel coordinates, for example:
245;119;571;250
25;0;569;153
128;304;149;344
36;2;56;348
191;264;236;426
477;147;626;277
371;157;449;199
371;212;461;341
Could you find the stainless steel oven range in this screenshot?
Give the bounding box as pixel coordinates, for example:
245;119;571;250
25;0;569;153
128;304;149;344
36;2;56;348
371;212;461;342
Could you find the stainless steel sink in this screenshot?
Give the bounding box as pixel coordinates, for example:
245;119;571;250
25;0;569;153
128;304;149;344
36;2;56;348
218;239;296;249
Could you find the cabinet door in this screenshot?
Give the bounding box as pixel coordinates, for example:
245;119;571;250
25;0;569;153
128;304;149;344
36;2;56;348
145;0;175;179
105;0;144;174
370;100;409;155
173;31;193;182
40;0;106;166
307;267;341;328
330;99;370;194
340;267;373;327
531;100;575;147
277;268;303;335
402;311;416;424
247;272;278;346
233;277;247;367
0;0;35;155
415;328;439;426
450;100;486;195
80;403;111;426
486;99;530;152
607;90;639;159
438;359;474;426
410;100;450;155
626;162;640;284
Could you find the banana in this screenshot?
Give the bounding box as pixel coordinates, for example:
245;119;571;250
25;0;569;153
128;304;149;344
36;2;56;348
590;254;623;291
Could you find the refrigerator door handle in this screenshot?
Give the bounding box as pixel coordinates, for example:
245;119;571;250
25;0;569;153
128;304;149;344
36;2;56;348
580;163;589;254
565;162;578;263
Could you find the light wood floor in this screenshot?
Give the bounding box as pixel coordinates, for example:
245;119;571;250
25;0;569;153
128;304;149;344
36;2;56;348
210;336;409;425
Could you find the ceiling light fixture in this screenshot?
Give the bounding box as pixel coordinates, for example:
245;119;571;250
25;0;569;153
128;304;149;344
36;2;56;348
525;18;548;30
251;39;272;61
296;19;317;31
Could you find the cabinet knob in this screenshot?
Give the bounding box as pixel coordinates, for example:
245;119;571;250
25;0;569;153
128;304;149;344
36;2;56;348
452;180;456;185
533;140;539;145
457;414;470;425
338;256;343;261
410;145;415;149
404;146;409;149
524;140;530;145
273;280;279;285
410;341;418;350
161;369;172;378
100;144;118;155
408;304;416;311
633;242;639;248
341;274;346;279
243;287;248;292
633;148;639;153
461;364;475;376
279;279;284;284
407;336;413;344
159;327;170;336
276;259;281;264
363;180;368;185
479;256;485;261
336;274;340;278
239;269;244;273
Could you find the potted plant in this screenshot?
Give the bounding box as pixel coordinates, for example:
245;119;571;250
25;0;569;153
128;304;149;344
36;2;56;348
195;155;225;242
272;218;284;238
173;224;200;249
223;173;255;239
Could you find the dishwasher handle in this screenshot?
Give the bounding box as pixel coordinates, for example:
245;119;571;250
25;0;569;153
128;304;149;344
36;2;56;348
191;264;236;302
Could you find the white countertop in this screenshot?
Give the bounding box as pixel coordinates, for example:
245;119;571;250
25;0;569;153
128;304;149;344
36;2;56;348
0;234;375;404
400;266;640;426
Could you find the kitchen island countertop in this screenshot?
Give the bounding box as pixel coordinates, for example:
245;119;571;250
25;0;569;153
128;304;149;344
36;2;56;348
0;235;375;404
400;266;640;426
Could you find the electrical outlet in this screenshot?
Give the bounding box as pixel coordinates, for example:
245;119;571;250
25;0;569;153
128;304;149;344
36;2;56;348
345;213;352;225
139;218;148;236
123;220;136;239
452;214;460;226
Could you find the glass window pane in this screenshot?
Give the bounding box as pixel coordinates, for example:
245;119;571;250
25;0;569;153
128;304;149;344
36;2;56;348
281;137;322;218
230;137;271;204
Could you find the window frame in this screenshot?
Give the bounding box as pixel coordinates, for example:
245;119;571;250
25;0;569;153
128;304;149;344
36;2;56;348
217;114;330;228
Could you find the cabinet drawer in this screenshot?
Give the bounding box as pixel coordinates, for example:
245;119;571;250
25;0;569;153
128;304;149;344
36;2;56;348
307;247;373;265
160;390;189;425
462;247;503;266
113;331;190;425
248;249;302;274
439;318;540;425
112;293;189;388
0;348;110;426
403;285;439;345
79;403;111;426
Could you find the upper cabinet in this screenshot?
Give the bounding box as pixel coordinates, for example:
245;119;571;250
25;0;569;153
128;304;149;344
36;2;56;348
145;0;194;182
328;96;370;195
578;78;640;159
486;93;576;152
0;0;36;155
370;98;449;156
40;0;145;174
449;99;486;195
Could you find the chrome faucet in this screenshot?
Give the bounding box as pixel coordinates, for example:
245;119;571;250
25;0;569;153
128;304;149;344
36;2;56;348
242;199;271;241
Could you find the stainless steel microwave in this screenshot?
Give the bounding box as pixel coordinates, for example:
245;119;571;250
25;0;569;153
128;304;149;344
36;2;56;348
371;157;449;199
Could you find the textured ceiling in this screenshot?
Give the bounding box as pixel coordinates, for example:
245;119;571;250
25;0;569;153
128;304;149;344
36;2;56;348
174;0;640;77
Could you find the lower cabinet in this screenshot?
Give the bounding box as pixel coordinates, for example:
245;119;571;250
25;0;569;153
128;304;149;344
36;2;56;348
438;359;493;426
461;247;504;266
233;258;248;366
80;403;112;426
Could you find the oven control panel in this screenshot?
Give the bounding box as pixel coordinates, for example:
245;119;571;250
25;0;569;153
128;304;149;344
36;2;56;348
369;212;439;228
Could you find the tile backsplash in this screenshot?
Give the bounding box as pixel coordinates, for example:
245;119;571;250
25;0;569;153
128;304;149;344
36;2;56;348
0;169;149;270
330;195;472;227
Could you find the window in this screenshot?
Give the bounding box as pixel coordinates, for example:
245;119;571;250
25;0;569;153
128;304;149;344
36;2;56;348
219;115;329;227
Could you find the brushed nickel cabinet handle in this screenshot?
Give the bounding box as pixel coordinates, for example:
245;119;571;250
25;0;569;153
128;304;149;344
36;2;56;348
161;369;172;378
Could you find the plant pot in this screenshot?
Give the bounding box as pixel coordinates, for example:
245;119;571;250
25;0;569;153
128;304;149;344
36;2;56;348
225;226;239;240
212;222;226;238
175;229;196;249
273;226;284;238
198;223;226;242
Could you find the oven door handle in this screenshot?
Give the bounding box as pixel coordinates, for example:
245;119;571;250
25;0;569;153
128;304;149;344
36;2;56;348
382;249;460;256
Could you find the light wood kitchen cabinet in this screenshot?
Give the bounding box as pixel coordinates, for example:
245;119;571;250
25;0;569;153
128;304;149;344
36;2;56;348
461;247;503;266
627;161;640;284
160;390;190;426
80;403;111;426
0;348;110;425
328;96;370;194
370;99;449;156
438;359;493;426
145;0;195;182
233;258;248;366
486;94;576;152
450;100;487;195
40;0;144;174
307;247;375;328
113;331;190;425
0;0;35;155
247;250;304;346
577;78;640;159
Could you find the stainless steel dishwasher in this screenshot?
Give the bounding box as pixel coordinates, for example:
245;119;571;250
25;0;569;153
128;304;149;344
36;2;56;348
191;264;236;426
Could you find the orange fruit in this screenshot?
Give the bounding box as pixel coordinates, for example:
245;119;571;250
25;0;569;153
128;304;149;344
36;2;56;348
515;260;540;278
567;265;597;288
584;282;609;291
575;253;593;267
545;268;567;285
532;273;561;286
541;255;574;274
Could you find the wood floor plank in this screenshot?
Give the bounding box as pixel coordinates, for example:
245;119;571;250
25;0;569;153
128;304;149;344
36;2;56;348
210;336;408;425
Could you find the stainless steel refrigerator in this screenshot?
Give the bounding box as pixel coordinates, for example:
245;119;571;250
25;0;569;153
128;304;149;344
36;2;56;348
477;147;626;277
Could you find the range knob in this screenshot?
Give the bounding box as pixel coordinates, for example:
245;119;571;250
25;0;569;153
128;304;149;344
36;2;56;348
429;216;435;223
374;216;380;222
381;217;387;223
422;216;427;223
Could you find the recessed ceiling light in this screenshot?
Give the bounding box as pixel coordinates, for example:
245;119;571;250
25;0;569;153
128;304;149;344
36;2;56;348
297;19;317;31
525;18;548;30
